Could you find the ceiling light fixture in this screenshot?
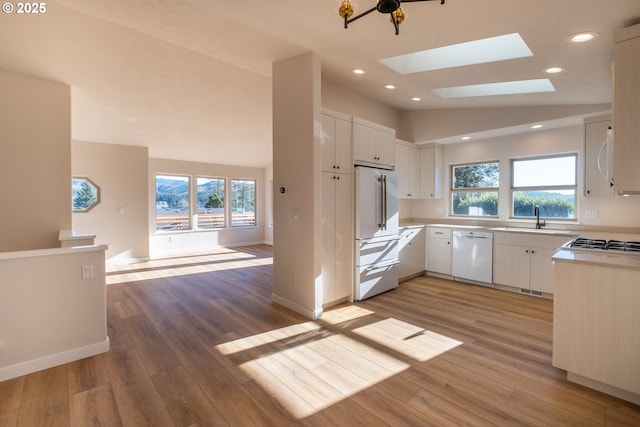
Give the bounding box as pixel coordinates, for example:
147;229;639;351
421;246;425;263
353;68;365;74
531;124;544;129
569;32;599;43
338;0;445;35
545;66;565;74
411;97;421;101
385;84;396;89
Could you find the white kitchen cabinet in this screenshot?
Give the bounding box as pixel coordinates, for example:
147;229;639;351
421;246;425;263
321;111;352;174
395;140;420;199
613;23;640;195
321;171;352;305
584;116;613;197
493;232;575;295
420;145;443;199
353;117;395;168
399;226;426;280
427;226;451;275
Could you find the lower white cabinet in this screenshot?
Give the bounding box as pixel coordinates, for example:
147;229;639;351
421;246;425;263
553;259;640;401
321;171;352;305
399;226;426;280
427;227;451;275
493;232;575;294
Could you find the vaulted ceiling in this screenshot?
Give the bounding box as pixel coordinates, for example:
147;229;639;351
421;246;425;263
1;0;639;167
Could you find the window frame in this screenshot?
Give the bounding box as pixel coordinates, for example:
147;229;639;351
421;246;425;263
450;160;500;218
509;153;578;221
155;174;192;231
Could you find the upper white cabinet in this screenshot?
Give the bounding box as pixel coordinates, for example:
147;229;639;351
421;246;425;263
353;117;395;168
321;111;352;174
420;145;443;199
395;140;420;199
613;23;640;195
584;116;613;197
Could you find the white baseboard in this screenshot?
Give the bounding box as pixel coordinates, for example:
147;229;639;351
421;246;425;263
0;338;110;382
271;294;322;320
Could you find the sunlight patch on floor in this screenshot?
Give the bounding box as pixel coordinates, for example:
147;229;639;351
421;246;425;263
320;305;375;324
215;308;464;419
216;322;321;355
237;331;409;418
352;318;463;362
106;254;272;284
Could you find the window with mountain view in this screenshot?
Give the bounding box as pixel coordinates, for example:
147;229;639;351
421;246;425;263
231;179;256;227
196;177;225;229
155;175;191;231
451;161;500;217
511;154;577;220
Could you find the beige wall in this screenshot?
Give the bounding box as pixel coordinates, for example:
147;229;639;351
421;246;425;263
0;70;71;252
322;80;400;130
398;104;611;143
272;52;323;319
406;125;640;229
148;157;266;258
72;141;149;263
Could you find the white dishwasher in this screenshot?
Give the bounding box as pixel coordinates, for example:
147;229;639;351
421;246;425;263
452;230;493;285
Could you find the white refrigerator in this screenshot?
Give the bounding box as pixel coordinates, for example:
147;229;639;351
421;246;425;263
354;166;400;300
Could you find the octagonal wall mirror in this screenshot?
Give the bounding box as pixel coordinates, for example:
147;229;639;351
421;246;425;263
72;177;100;212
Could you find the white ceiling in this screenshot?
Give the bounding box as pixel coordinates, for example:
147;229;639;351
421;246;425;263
1;0;639;168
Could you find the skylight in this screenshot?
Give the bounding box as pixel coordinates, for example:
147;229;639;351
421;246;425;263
379;33;533;74
432;79;556;98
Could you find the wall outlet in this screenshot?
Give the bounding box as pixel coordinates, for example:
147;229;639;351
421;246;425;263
82;265;94;279
585;209;599;219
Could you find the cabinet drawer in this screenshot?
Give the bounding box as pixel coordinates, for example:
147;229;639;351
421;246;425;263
428;227;451;239
356;238;399;266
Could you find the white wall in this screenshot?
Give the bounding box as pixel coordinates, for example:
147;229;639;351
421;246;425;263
407;125;640;230
72;141;150;264
322;79;400;131
0;245;109;381
148;157;266;258
272;52;323;319
0;69;71;251
398;104;611;143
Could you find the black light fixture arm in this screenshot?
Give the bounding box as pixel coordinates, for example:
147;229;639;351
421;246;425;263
344;6;378;29
342;0;445;35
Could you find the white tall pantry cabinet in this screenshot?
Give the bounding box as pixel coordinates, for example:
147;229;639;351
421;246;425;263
320;111;353;305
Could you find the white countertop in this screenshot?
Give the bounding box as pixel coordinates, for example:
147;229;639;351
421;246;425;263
553;248;640;270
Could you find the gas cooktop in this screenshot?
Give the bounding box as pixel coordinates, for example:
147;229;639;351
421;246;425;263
568;237;640;253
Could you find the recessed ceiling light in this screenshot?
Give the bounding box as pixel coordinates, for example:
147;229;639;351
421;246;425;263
531;124;544;129
545;66;565;74
353;69;365;75
569;32;599;43
385;84;396;90
411;97;421;102
461;136;471;140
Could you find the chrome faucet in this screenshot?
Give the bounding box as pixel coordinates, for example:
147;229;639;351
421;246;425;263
534;205;546;229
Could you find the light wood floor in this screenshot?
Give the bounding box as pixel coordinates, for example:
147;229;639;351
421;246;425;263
1;244;639;426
